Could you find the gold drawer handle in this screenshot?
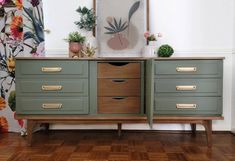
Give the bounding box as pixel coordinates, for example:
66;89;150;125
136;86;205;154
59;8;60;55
176;104;197;109
176;85;197;91
41;67;62;73
42;85;63;91
176;67;197;72
42;103;62;109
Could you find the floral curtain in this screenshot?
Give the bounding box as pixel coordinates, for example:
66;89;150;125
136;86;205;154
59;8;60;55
0;0;44;133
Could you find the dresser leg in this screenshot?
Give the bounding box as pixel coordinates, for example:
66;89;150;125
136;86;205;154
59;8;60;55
27;120;36;146
118;123;122;138
190;123;196;135
44;123;50;134
202;120;212;148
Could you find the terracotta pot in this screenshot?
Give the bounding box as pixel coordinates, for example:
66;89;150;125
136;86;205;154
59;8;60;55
69;42;82;53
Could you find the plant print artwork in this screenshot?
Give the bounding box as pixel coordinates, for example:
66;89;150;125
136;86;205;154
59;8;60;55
104;1;139;50
96;0;147;57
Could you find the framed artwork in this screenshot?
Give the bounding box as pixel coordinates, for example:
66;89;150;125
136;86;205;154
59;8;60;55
94;0;149;57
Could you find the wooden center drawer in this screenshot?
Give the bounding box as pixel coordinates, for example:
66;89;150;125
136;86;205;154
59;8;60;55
98;79;140;96
98;62;141;78
98;97;140;114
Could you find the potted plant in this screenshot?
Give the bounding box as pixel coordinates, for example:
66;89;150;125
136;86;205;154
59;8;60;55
157;44;174;57
75;6;96;32
74;6;97;54
65;32;86;56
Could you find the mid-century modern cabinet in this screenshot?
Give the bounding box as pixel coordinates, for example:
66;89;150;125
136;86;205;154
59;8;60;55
16;57;224;147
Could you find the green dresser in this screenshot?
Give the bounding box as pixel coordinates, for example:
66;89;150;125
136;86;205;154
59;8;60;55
16;60;89;115
154;59;223;116
15;57;224;147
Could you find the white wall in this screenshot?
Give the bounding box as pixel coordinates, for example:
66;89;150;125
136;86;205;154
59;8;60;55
44;0;235;131
231;0;235;133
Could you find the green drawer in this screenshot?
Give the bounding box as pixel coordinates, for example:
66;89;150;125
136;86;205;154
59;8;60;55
16;60;88;78
17;79;88;96
155;78;222;96
16;97;89;114
154;96;222;115
154;60;222;78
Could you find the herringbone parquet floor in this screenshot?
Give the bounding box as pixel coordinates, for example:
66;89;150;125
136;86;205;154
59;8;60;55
1;130;235;161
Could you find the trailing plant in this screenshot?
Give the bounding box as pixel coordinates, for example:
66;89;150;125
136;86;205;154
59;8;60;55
65;32;86;43
104;18;128;34
157;44;174;57
75;6;96;31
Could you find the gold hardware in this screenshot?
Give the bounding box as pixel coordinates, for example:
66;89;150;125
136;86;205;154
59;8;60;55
176;85;197;91
176;67;197;72
176;104;197;109
42;103;62;109
43;29;51;34
42;85;63;91
41;67;62;73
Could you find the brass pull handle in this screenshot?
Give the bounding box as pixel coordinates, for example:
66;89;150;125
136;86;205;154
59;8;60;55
176;85;197;91
176;67;197;72
41;67;62;73
42;103;62;109
176;104;197;109
42;85;63;91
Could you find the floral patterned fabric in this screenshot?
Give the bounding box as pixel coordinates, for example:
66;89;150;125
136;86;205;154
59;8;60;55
0;0;44;133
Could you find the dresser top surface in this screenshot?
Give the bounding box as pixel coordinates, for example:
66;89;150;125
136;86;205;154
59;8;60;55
16;56;225;60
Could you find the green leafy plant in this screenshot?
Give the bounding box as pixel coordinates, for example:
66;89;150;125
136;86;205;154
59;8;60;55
65;32;86;43
157;44;174;57
104;18;128;34
75;6;96;31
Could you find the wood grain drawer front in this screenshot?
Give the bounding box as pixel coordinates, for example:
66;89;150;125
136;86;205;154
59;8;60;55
98;79;140;96
17;79;88;96
98;97;140;114
155;78;222;96
98;62;141;78
154;60;222;78
16;97;89;114
16;60;88;77
154;96;222;115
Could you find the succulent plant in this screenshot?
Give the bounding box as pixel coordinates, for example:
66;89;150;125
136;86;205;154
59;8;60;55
104;18;128;34
157;44;174;57
65;32;86;43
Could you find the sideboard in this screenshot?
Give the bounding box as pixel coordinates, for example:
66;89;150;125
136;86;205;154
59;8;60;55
15;57;224;147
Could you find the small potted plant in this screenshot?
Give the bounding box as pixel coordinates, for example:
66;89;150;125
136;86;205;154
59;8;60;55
142;32;162;57
144;32;162;45
157;44;174;57
75;6;96;32
65;32;86;57
75;6;97;55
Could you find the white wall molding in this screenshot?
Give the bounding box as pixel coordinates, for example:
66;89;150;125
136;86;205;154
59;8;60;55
174;49;234;55
46;48;234;57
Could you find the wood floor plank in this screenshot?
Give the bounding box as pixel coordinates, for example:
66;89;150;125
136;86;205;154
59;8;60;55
0;131;235;161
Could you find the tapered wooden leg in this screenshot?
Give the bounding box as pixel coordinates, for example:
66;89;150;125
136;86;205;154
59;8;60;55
117;123;122;138
191;123;196;135
202;120;212;148
27;120;36;146
44;123;50;134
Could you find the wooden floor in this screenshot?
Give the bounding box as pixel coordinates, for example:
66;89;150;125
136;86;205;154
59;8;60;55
1;130;235;161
